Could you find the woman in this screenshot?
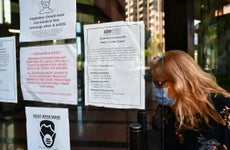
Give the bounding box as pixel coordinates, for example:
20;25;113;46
151;50;230;150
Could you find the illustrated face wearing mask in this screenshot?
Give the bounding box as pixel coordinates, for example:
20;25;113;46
40;120;56;148
152;81;176;106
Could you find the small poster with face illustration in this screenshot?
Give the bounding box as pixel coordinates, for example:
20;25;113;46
19;0;76;42
25;107;70;150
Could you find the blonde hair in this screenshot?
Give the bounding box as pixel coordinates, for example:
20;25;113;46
151;50;230;128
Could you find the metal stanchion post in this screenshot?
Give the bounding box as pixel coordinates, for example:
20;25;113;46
129;122;142;150
138;110;147;150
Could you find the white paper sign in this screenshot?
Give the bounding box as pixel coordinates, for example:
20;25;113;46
20;44;77;104
19;0;76;42
0;36;17;103
25;107;70;150
84;21;145;109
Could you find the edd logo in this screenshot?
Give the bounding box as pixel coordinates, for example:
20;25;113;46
104;29;112;34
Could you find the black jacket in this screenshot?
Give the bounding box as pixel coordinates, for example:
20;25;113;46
151;94;230;150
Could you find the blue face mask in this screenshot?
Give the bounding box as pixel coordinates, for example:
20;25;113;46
152;87;176;106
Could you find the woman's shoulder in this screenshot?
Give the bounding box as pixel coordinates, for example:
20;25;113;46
212;93;230;102
211;93;230;110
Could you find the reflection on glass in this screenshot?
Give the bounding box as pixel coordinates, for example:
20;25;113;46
76;22;81;33
194;0;230;90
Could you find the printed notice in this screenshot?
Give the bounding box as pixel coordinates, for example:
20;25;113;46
0;36;17;103
19;0;76;42
20;44;77;105
26;107;70;150
84;21;145;109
